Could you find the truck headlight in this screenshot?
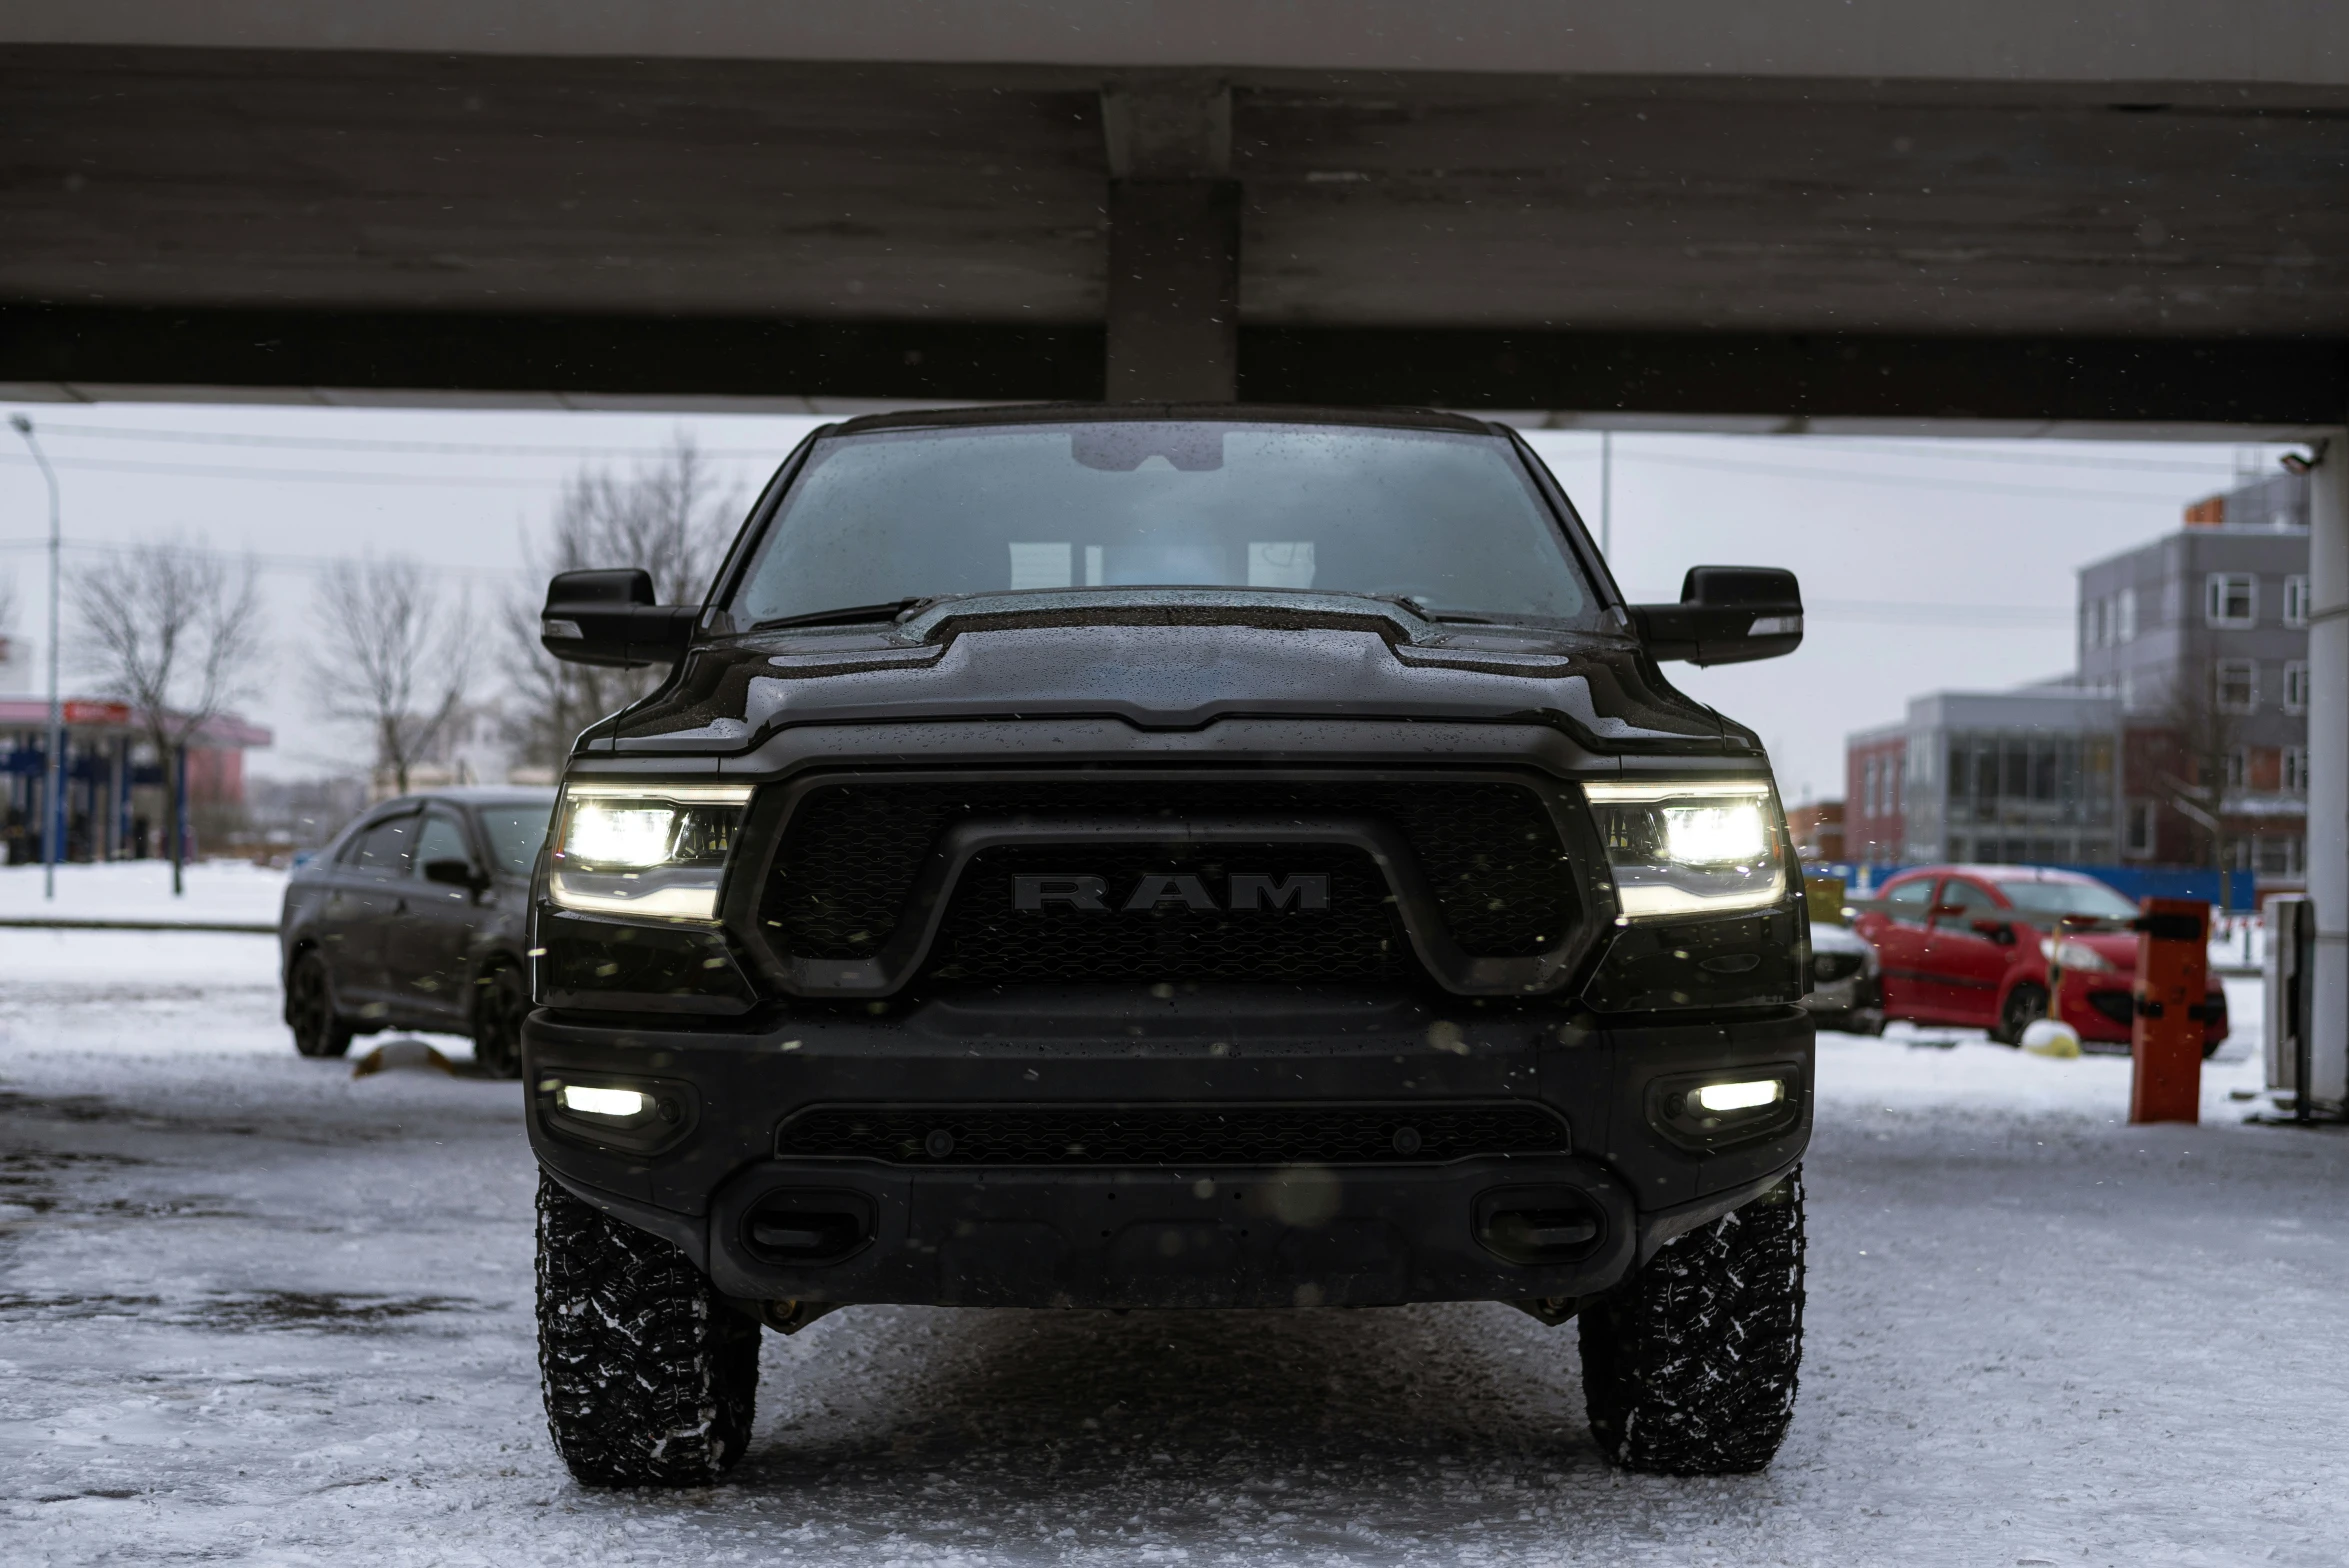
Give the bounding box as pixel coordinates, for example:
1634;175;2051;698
548;782;754;922
1584;779;1787;921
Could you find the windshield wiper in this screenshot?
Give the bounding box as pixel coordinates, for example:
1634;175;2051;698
749;598;933;632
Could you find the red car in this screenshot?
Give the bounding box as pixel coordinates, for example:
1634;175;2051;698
1852;866;2228;1055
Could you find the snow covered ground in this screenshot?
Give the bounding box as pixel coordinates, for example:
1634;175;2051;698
2;930;2345;1567
0;861;291;926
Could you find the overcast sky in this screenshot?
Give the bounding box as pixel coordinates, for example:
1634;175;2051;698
0;402;2290;803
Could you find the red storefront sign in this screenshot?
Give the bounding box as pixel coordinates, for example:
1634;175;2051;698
62;701;134;726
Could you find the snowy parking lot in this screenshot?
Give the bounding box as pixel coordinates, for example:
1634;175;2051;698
3;887;2347;1565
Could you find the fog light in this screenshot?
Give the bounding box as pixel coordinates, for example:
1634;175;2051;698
1695;1079;1783;1113
557;1084;650;1119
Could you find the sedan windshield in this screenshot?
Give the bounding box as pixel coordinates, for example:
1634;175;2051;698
1993;879;2141;923
727;421;1598;627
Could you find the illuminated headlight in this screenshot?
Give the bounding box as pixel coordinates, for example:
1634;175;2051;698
2040;936;2117;973
1584;779;1787;920
1695;1078;1784;1113
548;782;754;922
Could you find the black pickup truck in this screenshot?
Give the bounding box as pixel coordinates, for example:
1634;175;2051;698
524;405;1813;1486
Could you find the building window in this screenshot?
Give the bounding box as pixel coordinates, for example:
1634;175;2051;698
2124;801;2154;857
2255;836;2305;877
2223;747;2249;791
2285;574;2312;629
2284;660;2310;714
2205;572;2258;628
2116;588;2137;643
2284;745;2308;794
2214;659;2258;713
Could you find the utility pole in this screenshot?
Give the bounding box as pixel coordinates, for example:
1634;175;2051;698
1600;431;1614;558
9;414;62;901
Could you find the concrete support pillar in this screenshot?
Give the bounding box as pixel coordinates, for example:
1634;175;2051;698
2305;428;2349;1112
1100;76;1237;403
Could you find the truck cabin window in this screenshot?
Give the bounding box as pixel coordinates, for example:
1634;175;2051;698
727;422;1600;629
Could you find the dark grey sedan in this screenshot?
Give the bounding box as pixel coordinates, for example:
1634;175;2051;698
279;786;556;1077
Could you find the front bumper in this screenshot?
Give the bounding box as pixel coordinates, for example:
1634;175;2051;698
524;987;1812;1309
2058;976;2229;1048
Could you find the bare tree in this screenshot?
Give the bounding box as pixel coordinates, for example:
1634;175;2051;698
310;557;474;796
71;539;267;895
504;433;739;769
2155;659;2246;914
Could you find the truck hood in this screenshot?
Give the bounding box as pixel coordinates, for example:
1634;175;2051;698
584;590;1751;758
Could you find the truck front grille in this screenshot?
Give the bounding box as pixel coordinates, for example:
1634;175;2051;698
776;1102;1573;1166
759;777;1573;980
927;841;1406;983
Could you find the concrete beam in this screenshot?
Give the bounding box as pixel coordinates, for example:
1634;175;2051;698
11;2;2349;86
1104;180;1241;403
7;307;2346;430
1101;77;1239;403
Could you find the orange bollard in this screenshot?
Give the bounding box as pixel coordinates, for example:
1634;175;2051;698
2129;897;2209;1125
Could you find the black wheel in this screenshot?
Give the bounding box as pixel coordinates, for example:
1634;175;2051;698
285;950;354;1059
472;962;530;1080
1579;1170;1805;1475
536;1173;760;1488
1993;984;2047;1047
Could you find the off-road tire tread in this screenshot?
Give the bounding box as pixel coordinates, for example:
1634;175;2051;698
535;1173;760;1487
1579;1170;1805;1475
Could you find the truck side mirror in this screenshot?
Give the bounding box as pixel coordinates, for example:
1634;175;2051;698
540;568;698;668
1629;566;1803;665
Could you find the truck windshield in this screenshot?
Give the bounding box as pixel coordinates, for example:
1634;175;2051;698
727;421;1599;628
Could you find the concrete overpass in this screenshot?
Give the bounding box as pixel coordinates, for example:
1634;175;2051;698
3;2;2348;1102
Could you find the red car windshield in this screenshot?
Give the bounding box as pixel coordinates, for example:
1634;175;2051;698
1991;879;2140;924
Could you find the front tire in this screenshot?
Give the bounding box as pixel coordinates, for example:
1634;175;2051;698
536;1173;760;1488
1579;1171;1805;1475
1993;983;2047;1046
472;962;530;1080
285;950;354;1059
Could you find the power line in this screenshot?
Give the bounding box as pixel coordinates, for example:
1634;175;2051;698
10;418;799;461
20;415;2273;480
0;534;530;581
0;450;569;489
1805;599;2071;627
1749;437;2273;477
1611;447;2207;505
1;439;2208;505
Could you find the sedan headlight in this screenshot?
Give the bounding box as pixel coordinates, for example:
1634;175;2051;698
548;782;754;922
2040;935;2117;973
1584;779;1787;921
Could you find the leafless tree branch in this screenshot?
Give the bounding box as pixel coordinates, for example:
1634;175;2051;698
310;556;475;796
502;432;739;770
69;539;267;892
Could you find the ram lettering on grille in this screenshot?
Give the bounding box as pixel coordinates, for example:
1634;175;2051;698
1012;872;1330;912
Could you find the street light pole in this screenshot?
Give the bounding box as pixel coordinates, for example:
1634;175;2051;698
1600;430;1614;559
9;414;62;901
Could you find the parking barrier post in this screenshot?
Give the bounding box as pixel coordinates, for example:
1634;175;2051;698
2130;897;2209;1124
